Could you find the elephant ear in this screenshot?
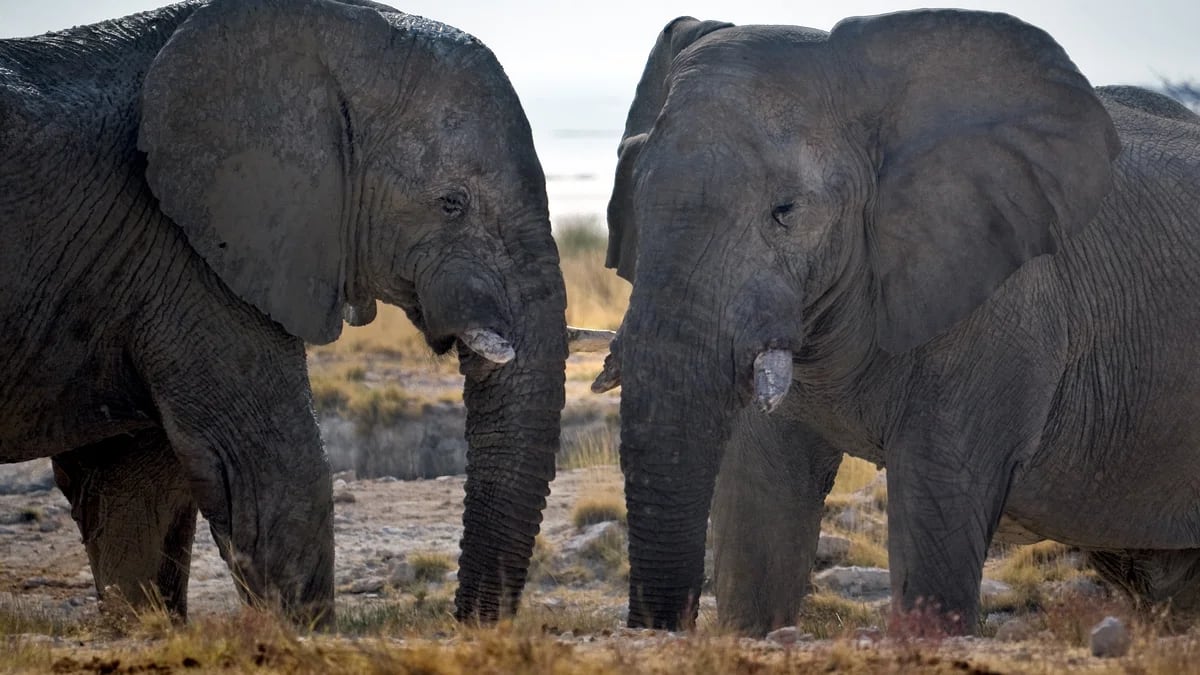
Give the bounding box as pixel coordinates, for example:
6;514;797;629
830;10;1120;353
139;0;390;345
606;16;732;282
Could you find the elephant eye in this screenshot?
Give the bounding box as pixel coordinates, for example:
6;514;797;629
438;190;469;220
771;202;797;229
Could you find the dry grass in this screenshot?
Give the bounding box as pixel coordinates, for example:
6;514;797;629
572;493;627;530
560;428;620;471
409;552;457;584
829;456;881;497
556;216;630;331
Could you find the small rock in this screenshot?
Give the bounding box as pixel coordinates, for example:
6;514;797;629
765;626;812;645
815;534;851;567
381;526;404;536
813;566;891;600
979;578;1013;599
995;617;1036;642
542;597;566;611
1090;616;1131;658
833;508;860;531
333;479;348;490
346;577;385;594
376;476;399;483
38;518;61;533
333;490;356;504
388;561;414;586
332;470;357;483
435;475;453;482
562;521;622;555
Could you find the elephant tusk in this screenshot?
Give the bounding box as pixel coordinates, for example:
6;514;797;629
591;351;622;393
567;326;617;353
460;328;516;365
753;349;793;414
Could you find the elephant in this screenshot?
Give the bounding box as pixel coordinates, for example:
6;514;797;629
1;0;571;625
598;10;1200;634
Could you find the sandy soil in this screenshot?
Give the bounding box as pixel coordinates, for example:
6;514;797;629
0;462;624;621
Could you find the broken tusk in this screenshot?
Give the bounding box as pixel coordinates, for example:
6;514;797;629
460;328;516;365
567;326;618;353
753;349;793;414
591;351;622;393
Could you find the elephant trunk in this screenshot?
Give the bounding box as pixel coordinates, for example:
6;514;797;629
453;224;566;622
618;283;740;629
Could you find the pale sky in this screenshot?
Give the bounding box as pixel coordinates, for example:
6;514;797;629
2;1;1197;95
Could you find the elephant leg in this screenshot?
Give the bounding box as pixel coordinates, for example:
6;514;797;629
711;410;843;635
52;430;197;619
1087;548;1200;613
885;438;1013;635
142;329;334;626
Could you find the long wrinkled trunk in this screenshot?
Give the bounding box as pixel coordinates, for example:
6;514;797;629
454;229;566;622
620;281;737;630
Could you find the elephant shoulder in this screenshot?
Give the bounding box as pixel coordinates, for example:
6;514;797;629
1095;85;1200;125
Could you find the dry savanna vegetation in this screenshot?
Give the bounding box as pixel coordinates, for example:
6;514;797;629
9;216;1200;672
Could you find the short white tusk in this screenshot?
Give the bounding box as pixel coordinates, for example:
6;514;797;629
567;326;618;353
591;352;621;393
461;328;516;365
753;349;793;414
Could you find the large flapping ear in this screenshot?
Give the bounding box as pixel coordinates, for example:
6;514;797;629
605;16;732;282
139;0;391;344
830;10;1120;353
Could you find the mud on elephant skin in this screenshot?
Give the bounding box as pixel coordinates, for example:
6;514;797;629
602;11;1200;634
0;0;569;624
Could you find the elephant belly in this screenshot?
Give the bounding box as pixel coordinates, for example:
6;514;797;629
1004;395;1200;550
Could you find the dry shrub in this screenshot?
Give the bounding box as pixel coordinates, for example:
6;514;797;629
572;493;627;529
994;541;1082;603
795;592;885;639
844;532;889;569
409;551;456;584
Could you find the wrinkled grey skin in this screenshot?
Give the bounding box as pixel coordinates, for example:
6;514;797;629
0;0;566;625
606;10;1200;634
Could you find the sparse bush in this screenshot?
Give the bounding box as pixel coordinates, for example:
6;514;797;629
344;366;366;382
409;552;455;584
309;377;351;414
844;532;889;568
337;590;456;636
795;592;885;639
571;493;626;529
346;387;417;434
553;215;608;257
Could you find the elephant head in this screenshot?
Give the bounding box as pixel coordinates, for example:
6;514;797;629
606;11;1118;629
137;0;566;621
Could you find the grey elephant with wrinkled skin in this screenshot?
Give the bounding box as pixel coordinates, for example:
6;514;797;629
598;10;1200;635
1;0;568;625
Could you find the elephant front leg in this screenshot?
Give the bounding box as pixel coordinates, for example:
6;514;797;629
53;430;197;619
143;333;335;627
711;411;843;635
885;439;1013;635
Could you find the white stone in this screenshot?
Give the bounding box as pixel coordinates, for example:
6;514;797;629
1090;616;1131;658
